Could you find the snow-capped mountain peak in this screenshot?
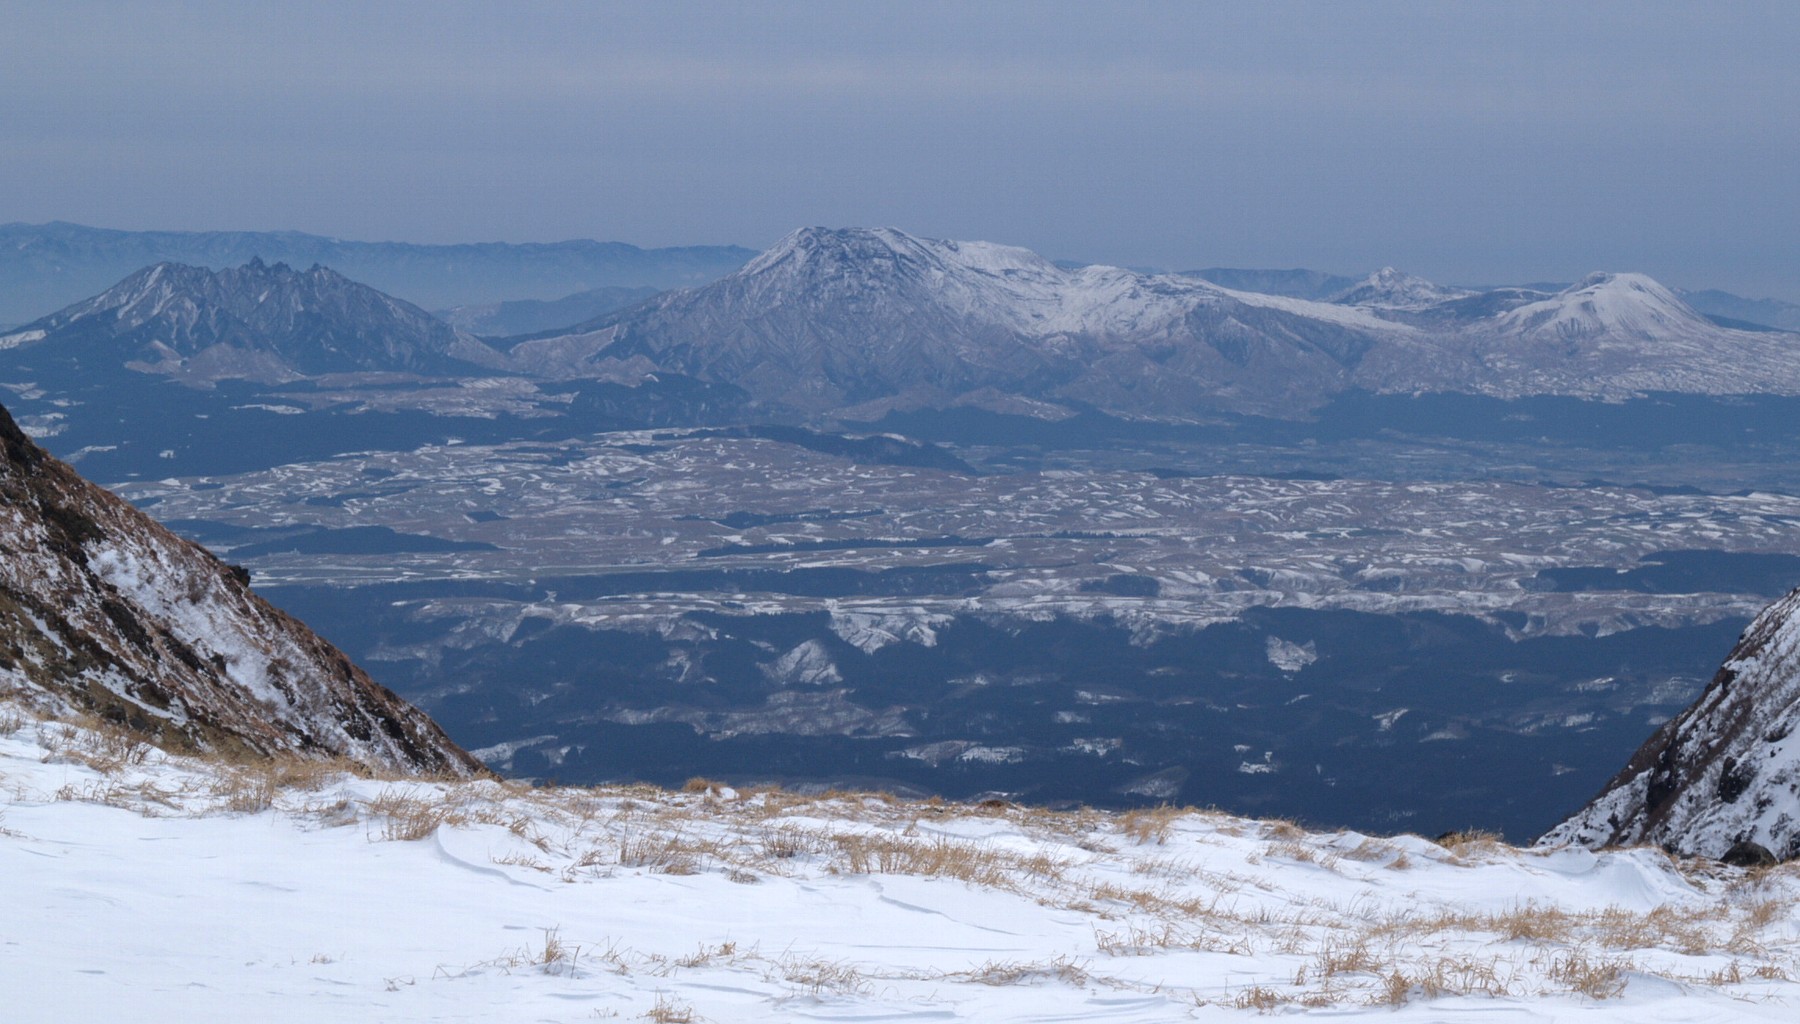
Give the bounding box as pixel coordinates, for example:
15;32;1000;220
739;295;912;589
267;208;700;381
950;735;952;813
0;259;506;380
741;226;1058;282
526;226;1411;416
1493;271;1714;341
506;225;1800;417
1330;266;1473;309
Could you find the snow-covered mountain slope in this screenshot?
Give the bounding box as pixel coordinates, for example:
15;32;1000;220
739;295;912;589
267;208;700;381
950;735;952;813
1493;272;1717;343
1182;266;1359;300
1330;267;1475;309
1541;585;1800;861
1367;273;1800;400
436;285;661;337
0;400;481;775
513;227;1800;418
514;226;1412;416
5;707;1799;1023
0;258;505;382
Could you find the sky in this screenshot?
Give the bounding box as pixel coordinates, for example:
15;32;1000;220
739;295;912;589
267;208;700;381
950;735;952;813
3;1;1797;300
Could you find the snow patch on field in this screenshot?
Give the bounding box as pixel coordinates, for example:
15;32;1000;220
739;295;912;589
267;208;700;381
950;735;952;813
1265;635;1318;672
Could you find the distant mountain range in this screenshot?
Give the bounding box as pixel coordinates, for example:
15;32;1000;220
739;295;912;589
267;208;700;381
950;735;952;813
1678;289;1800;333
0;221;756;324
6;225;1800;423
435;285;661;337
1178;269;1800;334
1180;267;1359;300
511;226;1800;418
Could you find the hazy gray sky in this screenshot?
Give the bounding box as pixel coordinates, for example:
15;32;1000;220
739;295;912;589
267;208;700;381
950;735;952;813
4;1;1796;299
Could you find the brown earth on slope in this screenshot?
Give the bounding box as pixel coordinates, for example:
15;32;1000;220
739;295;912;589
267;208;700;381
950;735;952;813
0;400;485;777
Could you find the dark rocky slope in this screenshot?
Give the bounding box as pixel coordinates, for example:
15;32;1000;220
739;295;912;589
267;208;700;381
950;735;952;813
0;400;483;776
1540;585;1800;860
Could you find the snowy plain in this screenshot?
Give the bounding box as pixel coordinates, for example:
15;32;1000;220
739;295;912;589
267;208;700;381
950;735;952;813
4;701;1800;1023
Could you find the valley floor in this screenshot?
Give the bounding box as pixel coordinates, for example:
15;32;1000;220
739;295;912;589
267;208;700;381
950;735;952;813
3;703;1798;1023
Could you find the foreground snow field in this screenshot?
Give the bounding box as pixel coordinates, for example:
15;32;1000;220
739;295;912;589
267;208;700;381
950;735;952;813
4;704;1799;1023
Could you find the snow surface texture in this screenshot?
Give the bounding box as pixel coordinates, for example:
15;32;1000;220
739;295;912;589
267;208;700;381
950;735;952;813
1544;586;1800;860
0;402;479;776
5;703;1800;1023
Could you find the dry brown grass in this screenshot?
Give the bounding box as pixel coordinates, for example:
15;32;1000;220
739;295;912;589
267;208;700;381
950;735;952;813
617;829;725;875
1266;836;1341;869
825;830;1067;891
1370;955;1515;1005
53;778;134;805
1434;829;1508;858
777;954;867;996
1592;903;1723;955
641;993;697;1022
1119;804;1186;845
1232;984;1291;1011
1093;919;1255;957
1314;941;1383;978
1261;817;1308;841
364;786;461;841
37;717;152;774
1340;836;1400;862
1543;948;1631;999
950;955;1091;987
211;767;277;814
1489;903;1574;942
449;926;586;979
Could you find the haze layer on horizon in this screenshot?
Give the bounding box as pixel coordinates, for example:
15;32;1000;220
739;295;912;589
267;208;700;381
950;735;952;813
3;1;1795;301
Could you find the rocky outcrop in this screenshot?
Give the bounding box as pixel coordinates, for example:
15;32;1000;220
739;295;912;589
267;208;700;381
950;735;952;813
0;400;484;776
1539;586;1800;860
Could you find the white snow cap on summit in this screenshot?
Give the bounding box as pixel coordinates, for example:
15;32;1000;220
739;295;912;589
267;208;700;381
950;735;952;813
1495;271;1713;341
1330;267;1473;309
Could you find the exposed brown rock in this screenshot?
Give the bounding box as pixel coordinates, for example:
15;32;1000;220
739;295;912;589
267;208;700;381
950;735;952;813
1539;586;1800;861
0;400;484;777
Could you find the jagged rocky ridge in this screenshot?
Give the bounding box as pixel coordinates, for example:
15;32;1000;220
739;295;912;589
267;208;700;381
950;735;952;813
513;227;1800;418
0;400;482;776
0;258;506;381
1541;586;1800;860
